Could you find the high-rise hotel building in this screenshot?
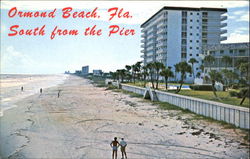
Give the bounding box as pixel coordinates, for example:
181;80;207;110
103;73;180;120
141;7;227;82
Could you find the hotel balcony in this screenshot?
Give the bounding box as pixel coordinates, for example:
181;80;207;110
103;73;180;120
158;21;167;28
156;49;167;54
141;50;145;53
140;55;145;58
141;39;145;43
157;35;167;41
141;44;145;48
220;16;227;21
156;42;167;47
157;29;165;34
220;36;227;41
141;34;146;38
220;29;227;35
220;23;227;28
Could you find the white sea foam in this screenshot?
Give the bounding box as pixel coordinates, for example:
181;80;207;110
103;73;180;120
0;74;69;117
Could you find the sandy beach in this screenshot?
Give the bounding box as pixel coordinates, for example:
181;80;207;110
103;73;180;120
0;75;249;159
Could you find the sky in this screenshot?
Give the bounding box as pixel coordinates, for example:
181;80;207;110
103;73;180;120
0;1;249;74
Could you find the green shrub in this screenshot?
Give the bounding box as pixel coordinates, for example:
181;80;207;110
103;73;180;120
238;88;249;98
232;84;247;89
190;85;213;91
229;90;239;97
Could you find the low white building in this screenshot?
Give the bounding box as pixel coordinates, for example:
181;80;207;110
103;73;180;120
93;69;103;76
203;42;250;74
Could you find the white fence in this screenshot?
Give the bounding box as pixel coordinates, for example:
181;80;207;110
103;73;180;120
118;84;249;129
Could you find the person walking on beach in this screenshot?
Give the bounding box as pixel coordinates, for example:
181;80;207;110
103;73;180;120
110;137;120;159
120;138;127;159
40;88;42;94
21;86;23;91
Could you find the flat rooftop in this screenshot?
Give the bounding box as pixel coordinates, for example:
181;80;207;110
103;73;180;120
203;42;250;50
141;6;227;27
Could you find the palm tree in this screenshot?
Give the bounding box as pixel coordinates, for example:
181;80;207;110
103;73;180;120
237;62;250;82
188;58;198;79
146;63;155;89
174;64;178;82
160;67;174;90
175;61;192;93
240;88;249;105
109;71;117;81
125;65;132;82
221;55;232;70
204;55;215;72
131;64;136;83
224;70;238;87
135;61;142;81
141;66;149;87
196;72;201;78
153;62;165;89
208;70;223;99
116;69;126;82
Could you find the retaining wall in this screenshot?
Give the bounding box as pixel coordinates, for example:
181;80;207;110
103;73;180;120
119;84;249;129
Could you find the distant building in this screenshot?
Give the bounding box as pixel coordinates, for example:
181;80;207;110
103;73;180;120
93;69;103;76
75;70;81;75
64;71;70;74
203;42;250;75
82;66;89;76
141;6;227;82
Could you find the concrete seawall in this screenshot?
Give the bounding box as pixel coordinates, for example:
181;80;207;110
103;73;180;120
114;83;249;129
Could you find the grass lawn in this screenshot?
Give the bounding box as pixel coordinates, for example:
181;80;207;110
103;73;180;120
166;90;249;108
125;82;249;108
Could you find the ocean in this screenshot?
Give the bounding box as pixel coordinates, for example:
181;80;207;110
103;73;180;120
0;74;68;117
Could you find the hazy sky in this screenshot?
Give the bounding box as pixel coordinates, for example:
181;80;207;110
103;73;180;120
1;1;249;74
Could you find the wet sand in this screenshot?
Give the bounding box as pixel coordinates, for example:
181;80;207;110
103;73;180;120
0;75;249;159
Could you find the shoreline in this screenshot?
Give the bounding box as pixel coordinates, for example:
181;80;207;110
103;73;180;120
0;74;68;117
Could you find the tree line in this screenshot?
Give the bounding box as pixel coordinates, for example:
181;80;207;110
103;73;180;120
109;55;249;103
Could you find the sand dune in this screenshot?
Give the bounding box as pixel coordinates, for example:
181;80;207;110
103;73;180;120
0;75;249;159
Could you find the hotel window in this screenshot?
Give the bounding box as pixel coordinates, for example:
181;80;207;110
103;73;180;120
190;26;193;29
182;39;187;44
196;68;199;70
190;54;192;56
239;50;246;56
196;40;199;43
181;53;187;58
196;47;199;50
202;12;208;17
197;26;199;29
196;54;199;56
196;33;199;36
202;19;208;23
210;51;215;55
190;19;193;22
230;50;234;54
190;47;192;49
190;12;193;15
197;20;199;22
202;26;207;30
197;13;199;15
190;33;193;36
190;40;192;42
182;12;187;17
220;50;224;54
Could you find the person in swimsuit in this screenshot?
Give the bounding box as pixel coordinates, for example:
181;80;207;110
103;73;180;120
119;138;127;159
110;137;120;159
